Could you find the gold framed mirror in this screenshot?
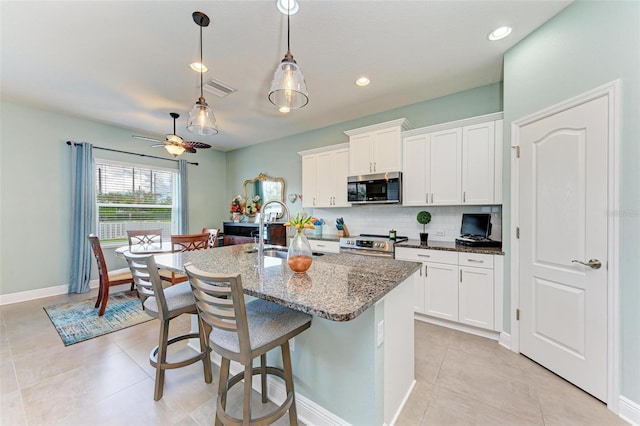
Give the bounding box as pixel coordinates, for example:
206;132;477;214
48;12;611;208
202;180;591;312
242;173;285;217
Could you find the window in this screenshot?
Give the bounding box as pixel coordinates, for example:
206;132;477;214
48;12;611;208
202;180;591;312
95;159;178;244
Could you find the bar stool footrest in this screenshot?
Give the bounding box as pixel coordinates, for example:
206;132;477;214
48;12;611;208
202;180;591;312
149;332;208;370
217;365;294;426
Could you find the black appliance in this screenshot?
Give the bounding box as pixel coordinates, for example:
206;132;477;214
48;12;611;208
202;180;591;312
347;172;402;204
455;213;501;247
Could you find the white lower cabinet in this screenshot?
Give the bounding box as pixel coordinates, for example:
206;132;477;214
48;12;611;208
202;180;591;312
424;262;458;321
396;247;501;332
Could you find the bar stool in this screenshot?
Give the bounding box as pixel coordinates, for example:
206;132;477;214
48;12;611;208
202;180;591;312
124;252;212;400
185;263;312;426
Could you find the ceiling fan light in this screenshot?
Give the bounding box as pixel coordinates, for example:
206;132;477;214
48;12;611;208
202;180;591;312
165;143;186;157
187;97;218;135
268;54;309;109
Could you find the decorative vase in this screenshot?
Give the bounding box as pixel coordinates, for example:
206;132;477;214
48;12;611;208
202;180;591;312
287;229;313;274
420;232;429;245
232;212;242;222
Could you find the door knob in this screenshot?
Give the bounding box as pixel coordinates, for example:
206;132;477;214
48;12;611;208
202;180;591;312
571;259;602;269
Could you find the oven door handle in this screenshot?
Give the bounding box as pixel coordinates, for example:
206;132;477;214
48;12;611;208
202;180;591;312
339;249;393;258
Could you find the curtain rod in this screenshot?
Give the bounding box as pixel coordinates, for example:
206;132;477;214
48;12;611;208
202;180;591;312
66;141;199;166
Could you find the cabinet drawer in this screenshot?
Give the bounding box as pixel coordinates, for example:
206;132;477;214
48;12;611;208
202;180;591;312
395;247;458;265
309;240;340;254
458;252;494;269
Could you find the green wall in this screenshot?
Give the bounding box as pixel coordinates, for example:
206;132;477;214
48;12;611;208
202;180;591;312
226;82;503;214
0;100;228;296
503;0;640;403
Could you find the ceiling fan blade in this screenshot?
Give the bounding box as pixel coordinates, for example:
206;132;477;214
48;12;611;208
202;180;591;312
183;141;212;149
185;147;197;153
132;135;162;143
150;144;165;148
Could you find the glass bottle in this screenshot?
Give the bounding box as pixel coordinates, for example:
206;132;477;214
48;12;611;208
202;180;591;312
287;229;313;273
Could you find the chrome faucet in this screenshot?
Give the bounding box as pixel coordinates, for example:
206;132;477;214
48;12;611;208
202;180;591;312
258;200;290;256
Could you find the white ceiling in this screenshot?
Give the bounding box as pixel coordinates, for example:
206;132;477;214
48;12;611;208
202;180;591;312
1;0;571;152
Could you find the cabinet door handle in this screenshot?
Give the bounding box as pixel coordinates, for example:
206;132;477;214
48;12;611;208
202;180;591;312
463;191;466;203
317;244;326;247
430;193;434;203
417;254;431;258
425;265;428;277
426;193;429;204
460;269;462;282
373;162;376;172
369;163;372;172
467;258;484;263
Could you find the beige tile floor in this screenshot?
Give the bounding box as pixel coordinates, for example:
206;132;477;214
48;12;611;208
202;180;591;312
0;287;627;426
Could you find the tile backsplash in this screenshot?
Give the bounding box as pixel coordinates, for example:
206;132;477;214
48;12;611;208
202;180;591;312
309;205;502;242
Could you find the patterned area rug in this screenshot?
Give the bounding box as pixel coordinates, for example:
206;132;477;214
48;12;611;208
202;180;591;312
44;290;152;346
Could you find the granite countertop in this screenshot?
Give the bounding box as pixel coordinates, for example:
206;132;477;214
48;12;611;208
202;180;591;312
395;239;505;256
153;244;421;322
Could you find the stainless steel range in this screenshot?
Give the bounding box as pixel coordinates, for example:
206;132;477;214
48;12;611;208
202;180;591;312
339;234;408;258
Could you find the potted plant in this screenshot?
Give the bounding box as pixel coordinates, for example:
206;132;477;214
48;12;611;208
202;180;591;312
416;211;432;245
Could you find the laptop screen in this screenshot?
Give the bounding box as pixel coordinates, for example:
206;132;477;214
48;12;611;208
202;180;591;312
460;213;492;238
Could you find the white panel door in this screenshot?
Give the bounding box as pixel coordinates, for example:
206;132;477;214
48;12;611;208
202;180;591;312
402;134;428;205
424;262;459;321
429;128;461;205
462;121;495;204
519;95;608;401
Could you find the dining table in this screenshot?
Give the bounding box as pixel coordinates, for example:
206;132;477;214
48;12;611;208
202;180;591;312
114;241;175;258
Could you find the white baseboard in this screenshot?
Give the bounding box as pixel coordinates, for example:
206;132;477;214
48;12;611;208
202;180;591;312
389;380;416;426
0;279;99;306
199;348;348;425
499;332;512;351
415;314;500;341
619;395;640;426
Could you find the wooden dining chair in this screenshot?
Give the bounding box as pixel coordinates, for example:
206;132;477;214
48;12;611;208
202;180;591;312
87;234;135;316
201;227;220;248
159;232;211;285
127;229;163;250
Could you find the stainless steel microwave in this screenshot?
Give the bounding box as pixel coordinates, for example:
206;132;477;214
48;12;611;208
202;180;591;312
347;172;402;204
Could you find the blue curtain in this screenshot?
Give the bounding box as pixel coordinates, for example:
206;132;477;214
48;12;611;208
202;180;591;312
69;142;95;294
177;159;189;234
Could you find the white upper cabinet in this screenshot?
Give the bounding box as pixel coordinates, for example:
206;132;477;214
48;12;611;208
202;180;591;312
402;129;461;206
345;118;412;175
299;144;351;208
402;113;503;206
301;155;318;208
430;128;462;205
462;121;495;205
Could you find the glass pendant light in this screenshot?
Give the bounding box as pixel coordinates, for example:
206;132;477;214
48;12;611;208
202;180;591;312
187;11;218;136
268;1;309;110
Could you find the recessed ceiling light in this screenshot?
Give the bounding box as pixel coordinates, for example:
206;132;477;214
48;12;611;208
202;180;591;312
488;26;512;41
276;0;299;15
190;62;208;73
355;76;370;87
279;106;291;114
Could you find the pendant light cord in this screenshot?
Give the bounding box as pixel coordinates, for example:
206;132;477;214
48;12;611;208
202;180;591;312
199;20;204;98
287;7;291;54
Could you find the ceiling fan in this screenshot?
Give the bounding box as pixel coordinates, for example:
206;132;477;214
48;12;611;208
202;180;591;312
132;112;212;156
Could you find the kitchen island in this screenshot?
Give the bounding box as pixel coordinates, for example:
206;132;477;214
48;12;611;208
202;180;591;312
154;244;420;425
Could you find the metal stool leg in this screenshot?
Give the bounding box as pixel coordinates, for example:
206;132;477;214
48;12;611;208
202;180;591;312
282;341;298;426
